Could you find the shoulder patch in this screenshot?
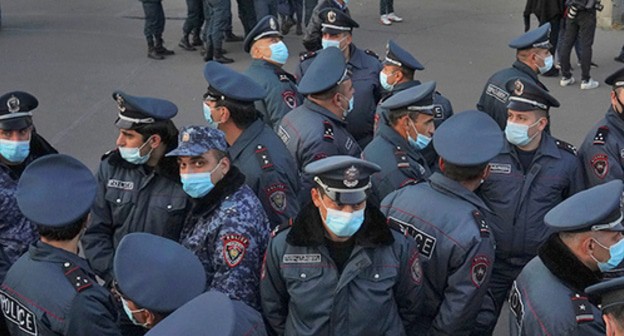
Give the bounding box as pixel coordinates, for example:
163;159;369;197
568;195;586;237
364;49;379;60
572;295;594;324
254;144;274;170
593;126;609;145
387;217;437;259
509;281;524;329
299;51;317;62
485;83;509;104
555;139;577;155
0;290;38;335
471;255;491;288
282;90;298;109
472;210;490;238
63;261;93;292
271;219;292;237
222;234;250;268
394;146;410;169
265;183;287;214
322;120;334;142
408;251;423;285
591;154;609;179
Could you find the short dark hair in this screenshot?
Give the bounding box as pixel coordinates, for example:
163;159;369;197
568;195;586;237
604;305;624;330
399;67;415;80
442;159;488;182
215;99;258;129
310;85;340;101
36;214;88;241
134;120;179;146
388;109;418;126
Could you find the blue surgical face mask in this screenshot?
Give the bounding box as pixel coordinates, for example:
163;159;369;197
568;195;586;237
121;297;149;328
269;41;289;65
537;54;554;74
320;198;365;237
592;238;624;272
379;71;396;91
203;102;221;129
407;121;431;150
338;93;354;118
322;36;347;51
0;139;30;163
504;119;541;147
180;160;222;198
118;137;153;165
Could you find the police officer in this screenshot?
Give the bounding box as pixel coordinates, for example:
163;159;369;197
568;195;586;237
477;23;553;130
302;0;349;52
202;0;234;63
82;92;188;292
475;78;584;333
508;180;624;335
362;82;435;208
112;233;206;330
140;0;174;60
380;110;503;335
1;154;120;335
579;68;624;187
0;91;57;282
179;0;204;50
298;9;382;148
202;61;299;228
586;276;624;336
375;40;453;169
261;156;423;335
166;126;270;311
277;47;361;205
243;15;302;130
145;291;267;336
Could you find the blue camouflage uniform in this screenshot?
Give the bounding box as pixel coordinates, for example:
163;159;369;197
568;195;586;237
508;180;624;335
363;82;437;208
380;110;503;335
477;23;552;130
578;68;624;188
243;16;303;130
298;9;382;148
145;291;267;336
202;61;300;228
82;92;188;287
475;78;584;333
167;126;270;311
374;40;453;170
0;92;57;275
277;47;361;204
1;154;120;336
261;156;424;336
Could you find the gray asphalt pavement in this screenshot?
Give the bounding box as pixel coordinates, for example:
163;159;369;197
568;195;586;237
1;0;622;334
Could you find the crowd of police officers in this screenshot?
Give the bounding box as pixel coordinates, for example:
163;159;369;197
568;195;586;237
5;2;624;335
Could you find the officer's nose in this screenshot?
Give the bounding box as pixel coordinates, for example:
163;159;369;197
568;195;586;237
115;134;125;148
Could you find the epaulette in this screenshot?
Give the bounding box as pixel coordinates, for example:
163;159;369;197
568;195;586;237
276;70;296;83
322;120;334;142
62;261;93;293
255;144;274;170
571;294;594;324
593;126;609;146
472;210;490;238
554;139;577;155
101;149;115;161
271;219;293;237
394;146;410;169
364;49;379;60
299;51;317;62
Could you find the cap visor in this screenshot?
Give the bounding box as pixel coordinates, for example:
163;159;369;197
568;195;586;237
0;117;32;130
331;190;368;205
115;118;135;129
165;145;207;157
507;101;538;112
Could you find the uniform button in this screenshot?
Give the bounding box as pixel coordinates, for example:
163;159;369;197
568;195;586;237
374;274;380;279
167;205;172;209
116;198;121;203
64;262;70;267
300;273;306;279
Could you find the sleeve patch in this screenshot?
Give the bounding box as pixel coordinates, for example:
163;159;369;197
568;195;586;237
485;83;509;104
388;217;436;259
470;255;491;288
593;126;609;145
63;261;93;292
222;234;250;268
282;90;298;109
572;295;594;324
591;154;609;179
509;281;524;329
408;251;423;285
255;144;274;170
472;210;490;238
265;183;288;214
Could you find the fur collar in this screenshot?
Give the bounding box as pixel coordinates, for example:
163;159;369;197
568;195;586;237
538;234;602;294
286;202;394;247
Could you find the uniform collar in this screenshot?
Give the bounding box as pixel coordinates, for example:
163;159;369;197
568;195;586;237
286;202;394;247
377;119;421;157
512;60;547;91
228;119;264;160
29;241;93;274
348;44;365;70
189;166;245;215
502;132;562;160
429;172;491;212
304;98;347;125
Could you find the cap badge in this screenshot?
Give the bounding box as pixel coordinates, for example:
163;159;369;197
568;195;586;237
269;18;277;30
343;165;359;188
328;11;337;23
115;94;126;112
514;79;524;96
182;132;190;142
7;96;20;113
